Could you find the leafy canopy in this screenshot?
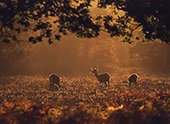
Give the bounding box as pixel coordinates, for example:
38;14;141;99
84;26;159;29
0;0;169;44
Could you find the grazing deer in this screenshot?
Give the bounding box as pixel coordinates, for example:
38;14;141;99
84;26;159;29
49;74;60;88
91;68;110;86
127;73;139;86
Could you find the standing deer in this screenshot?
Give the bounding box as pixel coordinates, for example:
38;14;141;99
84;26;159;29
91;68;110;86
127;73;139;86
49;74;60;88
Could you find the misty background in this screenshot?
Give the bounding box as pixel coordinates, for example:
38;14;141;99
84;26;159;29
0;34;170;76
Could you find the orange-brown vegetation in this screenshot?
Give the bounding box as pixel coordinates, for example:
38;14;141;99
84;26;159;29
0;69;169;124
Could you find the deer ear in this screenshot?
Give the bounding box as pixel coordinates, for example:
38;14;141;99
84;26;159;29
97;68;99;71
91;67;93;71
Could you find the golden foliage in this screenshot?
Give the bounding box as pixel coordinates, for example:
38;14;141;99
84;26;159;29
0;74;169;123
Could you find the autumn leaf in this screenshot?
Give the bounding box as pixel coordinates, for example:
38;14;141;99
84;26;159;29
107;104;124;111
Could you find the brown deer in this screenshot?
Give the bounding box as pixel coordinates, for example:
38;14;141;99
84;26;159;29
49;74;60;88
127;73;139;86
91;68;110;86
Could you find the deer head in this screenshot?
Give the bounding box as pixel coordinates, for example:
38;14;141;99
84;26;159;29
91;67;99;74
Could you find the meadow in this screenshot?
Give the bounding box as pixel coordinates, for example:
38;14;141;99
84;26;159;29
0;69;169;124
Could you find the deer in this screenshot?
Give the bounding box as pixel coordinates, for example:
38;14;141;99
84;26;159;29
49;74;60;88
91;68;110;86
126;73;139;86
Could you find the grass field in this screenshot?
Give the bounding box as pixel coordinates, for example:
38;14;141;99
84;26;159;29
0;69;169;124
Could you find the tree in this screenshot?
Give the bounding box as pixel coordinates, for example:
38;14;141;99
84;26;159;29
0;0;170;44
98;0;170;43
0;41;32;74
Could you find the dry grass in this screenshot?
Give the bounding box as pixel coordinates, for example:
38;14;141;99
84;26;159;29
0;70;169;124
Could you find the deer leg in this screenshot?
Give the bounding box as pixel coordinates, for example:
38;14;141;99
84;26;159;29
107;80;110;86
58;83;61;87
104;81;107;86
99;82;102;87
50;81;53;85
